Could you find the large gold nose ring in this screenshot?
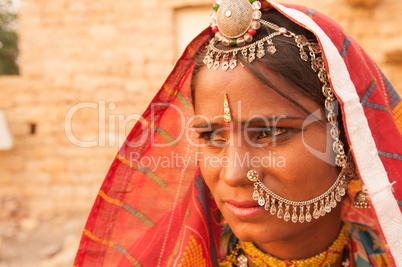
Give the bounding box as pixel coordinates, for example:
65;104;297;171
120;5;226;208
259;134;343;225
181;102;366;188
247;169;259;182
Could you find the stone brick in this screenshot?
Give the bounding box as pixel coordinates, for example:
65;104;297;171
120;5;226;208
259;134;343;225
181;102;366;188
72;74;124;91
41;158;67;173
346;0;381;8
0;186;21;197
0;156;27;172
22;185;50;199
66;2;87;12
0;169;13;183
124;79;149;93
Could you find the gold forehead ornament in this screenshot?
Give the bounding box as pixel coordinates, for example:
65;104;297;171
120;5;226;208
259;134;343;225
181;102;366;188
223;93;232;123
205;0;321;71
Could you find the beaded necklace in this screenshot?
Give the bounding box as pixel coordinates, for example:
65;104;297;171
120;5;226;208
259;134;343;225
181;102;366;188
219;223;349;267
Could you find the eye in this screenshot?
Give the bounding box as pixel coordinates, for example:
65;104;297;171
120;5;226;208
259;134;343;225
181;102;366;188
198;131;227;146
257;127;288;140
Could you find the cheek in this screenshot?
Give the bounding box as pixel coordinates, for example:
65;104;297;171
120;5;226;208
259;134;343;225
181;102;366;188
261;129;338;200
198;152;221;194
302;126;328;150
275;150;338;199
301;110;332;153
299;123;335;164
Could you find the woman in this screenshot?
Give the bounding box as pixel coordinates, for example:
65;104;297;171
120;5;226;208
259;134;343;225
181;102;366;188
74;1;401;266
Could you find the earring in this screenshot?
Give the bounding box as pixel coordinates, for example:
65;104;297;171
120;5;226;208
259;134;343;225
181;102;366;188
344;157;370;209
353;191;370;208
352;179;370;209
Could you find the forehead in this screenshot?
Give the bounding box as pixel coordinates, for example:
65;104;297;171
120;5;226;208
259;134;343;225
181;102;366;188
193;66;321;121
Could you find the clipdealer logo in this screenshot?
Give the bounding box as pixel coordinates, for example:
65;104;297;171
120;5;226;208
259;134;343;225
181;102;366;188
64;100;336;165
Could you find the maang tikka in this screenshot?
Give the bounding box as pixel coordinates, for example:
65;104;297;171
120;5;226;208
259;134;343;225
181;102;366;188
223;93;232;123
206;0;362;222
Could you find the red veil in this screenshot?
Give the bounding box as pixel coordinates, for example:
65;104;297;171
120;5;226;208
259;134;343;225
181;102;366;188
74;1;402;266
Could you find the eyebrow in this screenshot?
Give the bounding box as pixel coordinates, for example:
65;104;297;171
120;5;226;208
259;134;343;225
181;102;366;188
192;122;219;128
192;116;306;128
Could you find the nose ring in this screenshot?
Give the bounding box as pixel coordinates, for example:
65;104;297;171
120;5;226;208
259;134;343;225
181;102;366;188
247;169;259;182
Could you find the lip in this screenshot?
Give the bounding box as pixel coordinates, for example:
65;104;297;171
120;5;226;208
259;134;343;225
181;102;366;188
225;200;265;219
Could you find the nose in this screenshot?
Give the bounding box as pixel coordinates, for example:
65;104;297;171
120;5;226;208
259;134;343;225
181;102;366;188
219;141;259;187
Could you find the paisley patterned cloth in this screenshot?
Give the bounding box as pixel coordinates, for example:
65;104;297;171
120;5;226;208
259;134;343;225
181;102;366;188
74;1;401;266
348;223;391;267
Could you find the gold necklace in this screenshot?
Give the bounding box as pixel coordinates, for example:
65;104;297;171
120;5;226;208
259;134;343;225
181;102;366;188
219;223;349;267
241;223;348;267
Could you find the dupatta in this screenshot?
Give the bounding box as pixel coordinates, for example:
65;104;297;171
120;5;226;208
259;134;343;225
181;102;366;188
74;1;402;266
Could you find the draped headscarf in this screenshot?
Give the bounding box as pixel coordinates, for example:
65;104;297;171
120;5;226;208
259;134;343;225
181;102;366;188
74;1;402;266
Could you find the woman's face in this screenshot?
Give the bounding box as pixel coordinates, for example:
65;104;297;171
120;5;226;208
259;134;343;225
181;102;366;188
193;65;341;250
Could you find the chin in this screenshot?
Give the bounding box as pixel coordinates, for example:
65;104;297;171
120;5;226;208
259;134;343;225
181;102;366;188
225;212;318;245
225;216;284;244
